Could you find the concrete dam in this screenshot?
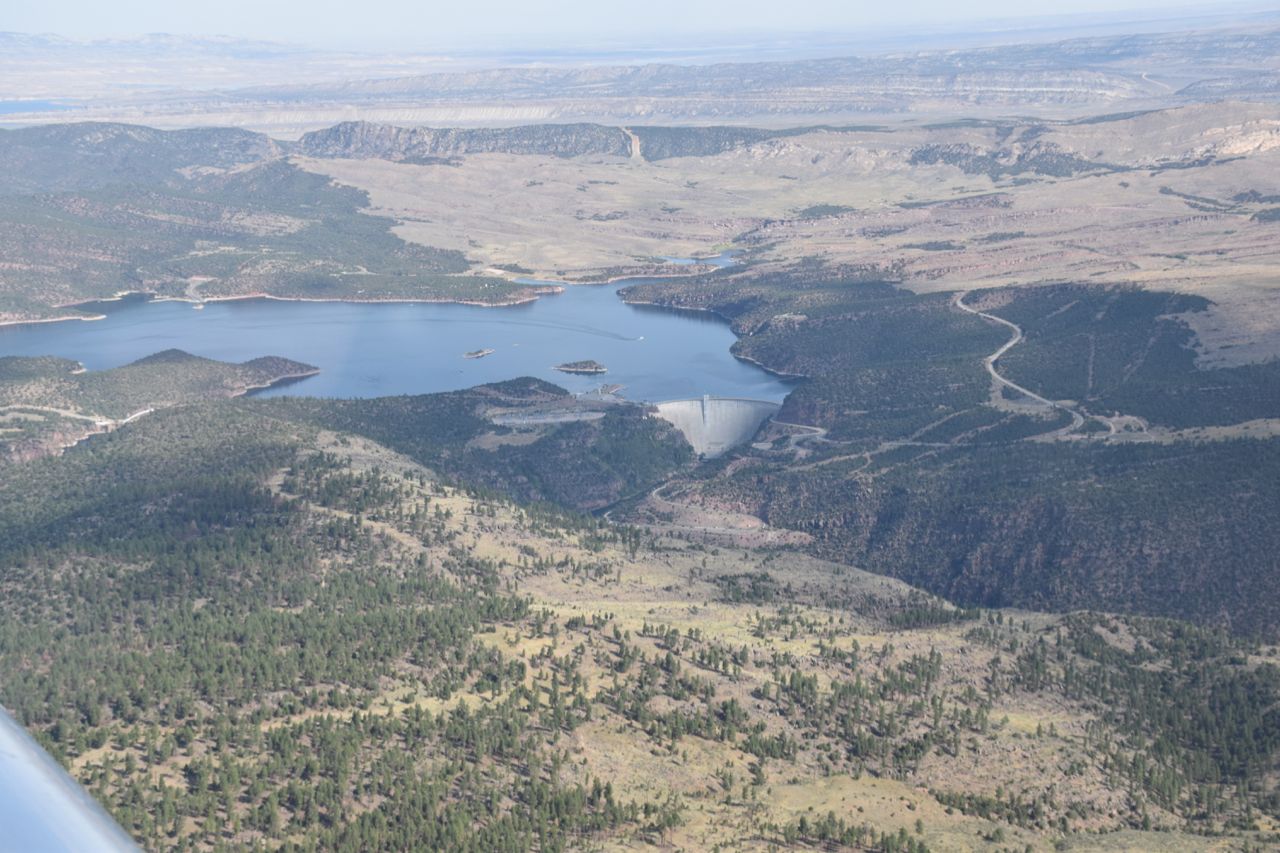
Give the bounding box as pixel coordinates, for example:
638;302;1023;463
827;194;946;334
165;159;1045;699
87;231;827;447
652;396;781;458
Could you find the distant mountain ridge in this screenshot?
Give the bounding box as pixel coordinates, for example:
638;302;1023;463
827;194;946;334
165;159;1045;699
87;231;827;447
0;120;821;191
3;101;1275;196
4;21;1280;132
239;26;1280;103
294;121;810;162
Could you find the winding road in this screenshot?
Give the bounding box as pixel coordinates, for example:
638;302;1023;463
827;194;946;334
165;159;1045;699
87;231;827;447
0;404;152;428
953;291;1084;435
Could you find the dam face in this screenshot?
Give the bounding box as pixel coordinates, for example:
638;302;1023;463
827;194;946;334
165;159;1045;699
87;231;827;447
653;396;781;458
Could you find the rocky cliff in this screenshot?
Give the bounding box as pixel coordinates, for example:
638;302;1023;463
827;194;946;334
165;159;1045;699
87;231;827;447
296;121;632;160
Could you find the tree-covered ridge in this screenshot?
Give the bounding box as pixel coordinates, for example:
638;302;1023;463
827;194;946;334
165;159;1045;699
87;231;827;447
1;400;1277;850
0;350;318;462
704;437;1280;636
0;350;316;418
0;406;675;849
0;157;534;323
0;123;284;196
621;266;1280;636
256;378;693;512
980;284;1280;428
0;362;692;505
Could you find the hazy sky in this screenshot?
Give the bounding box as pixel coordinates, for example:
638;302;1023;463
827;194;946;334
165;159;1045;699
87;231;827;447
1;0;1251;47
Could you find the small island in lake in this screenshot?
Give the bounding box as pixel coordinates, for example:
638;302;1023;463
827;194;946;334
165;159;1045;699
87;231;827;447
464;349;495;359
555;360;608;374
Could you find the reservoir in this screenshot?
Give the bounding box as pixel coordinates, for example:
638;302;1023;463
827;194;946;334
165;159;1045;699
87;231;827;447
0;272;794;403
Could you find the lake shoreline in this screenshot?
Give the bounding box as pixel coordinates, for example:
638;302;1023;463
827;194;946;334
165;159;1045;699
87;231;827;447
1;253;737;331
0;248;792;405
0;312;108;330
240;368;323;395
0;286;565;331
621;296;808;381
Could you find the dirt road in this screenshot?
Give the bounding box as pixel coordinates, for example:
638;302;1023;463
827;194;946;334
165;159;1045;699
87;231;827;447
953;291;1084;436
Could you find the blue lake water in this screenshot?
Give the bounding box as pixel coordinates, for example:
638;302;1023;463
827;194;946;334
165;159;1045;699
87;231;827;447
0;273;794;403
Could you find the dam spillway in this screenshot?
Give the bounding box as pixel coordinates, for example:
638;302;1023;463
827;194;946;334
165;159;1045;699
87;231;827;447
652;396;781;458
